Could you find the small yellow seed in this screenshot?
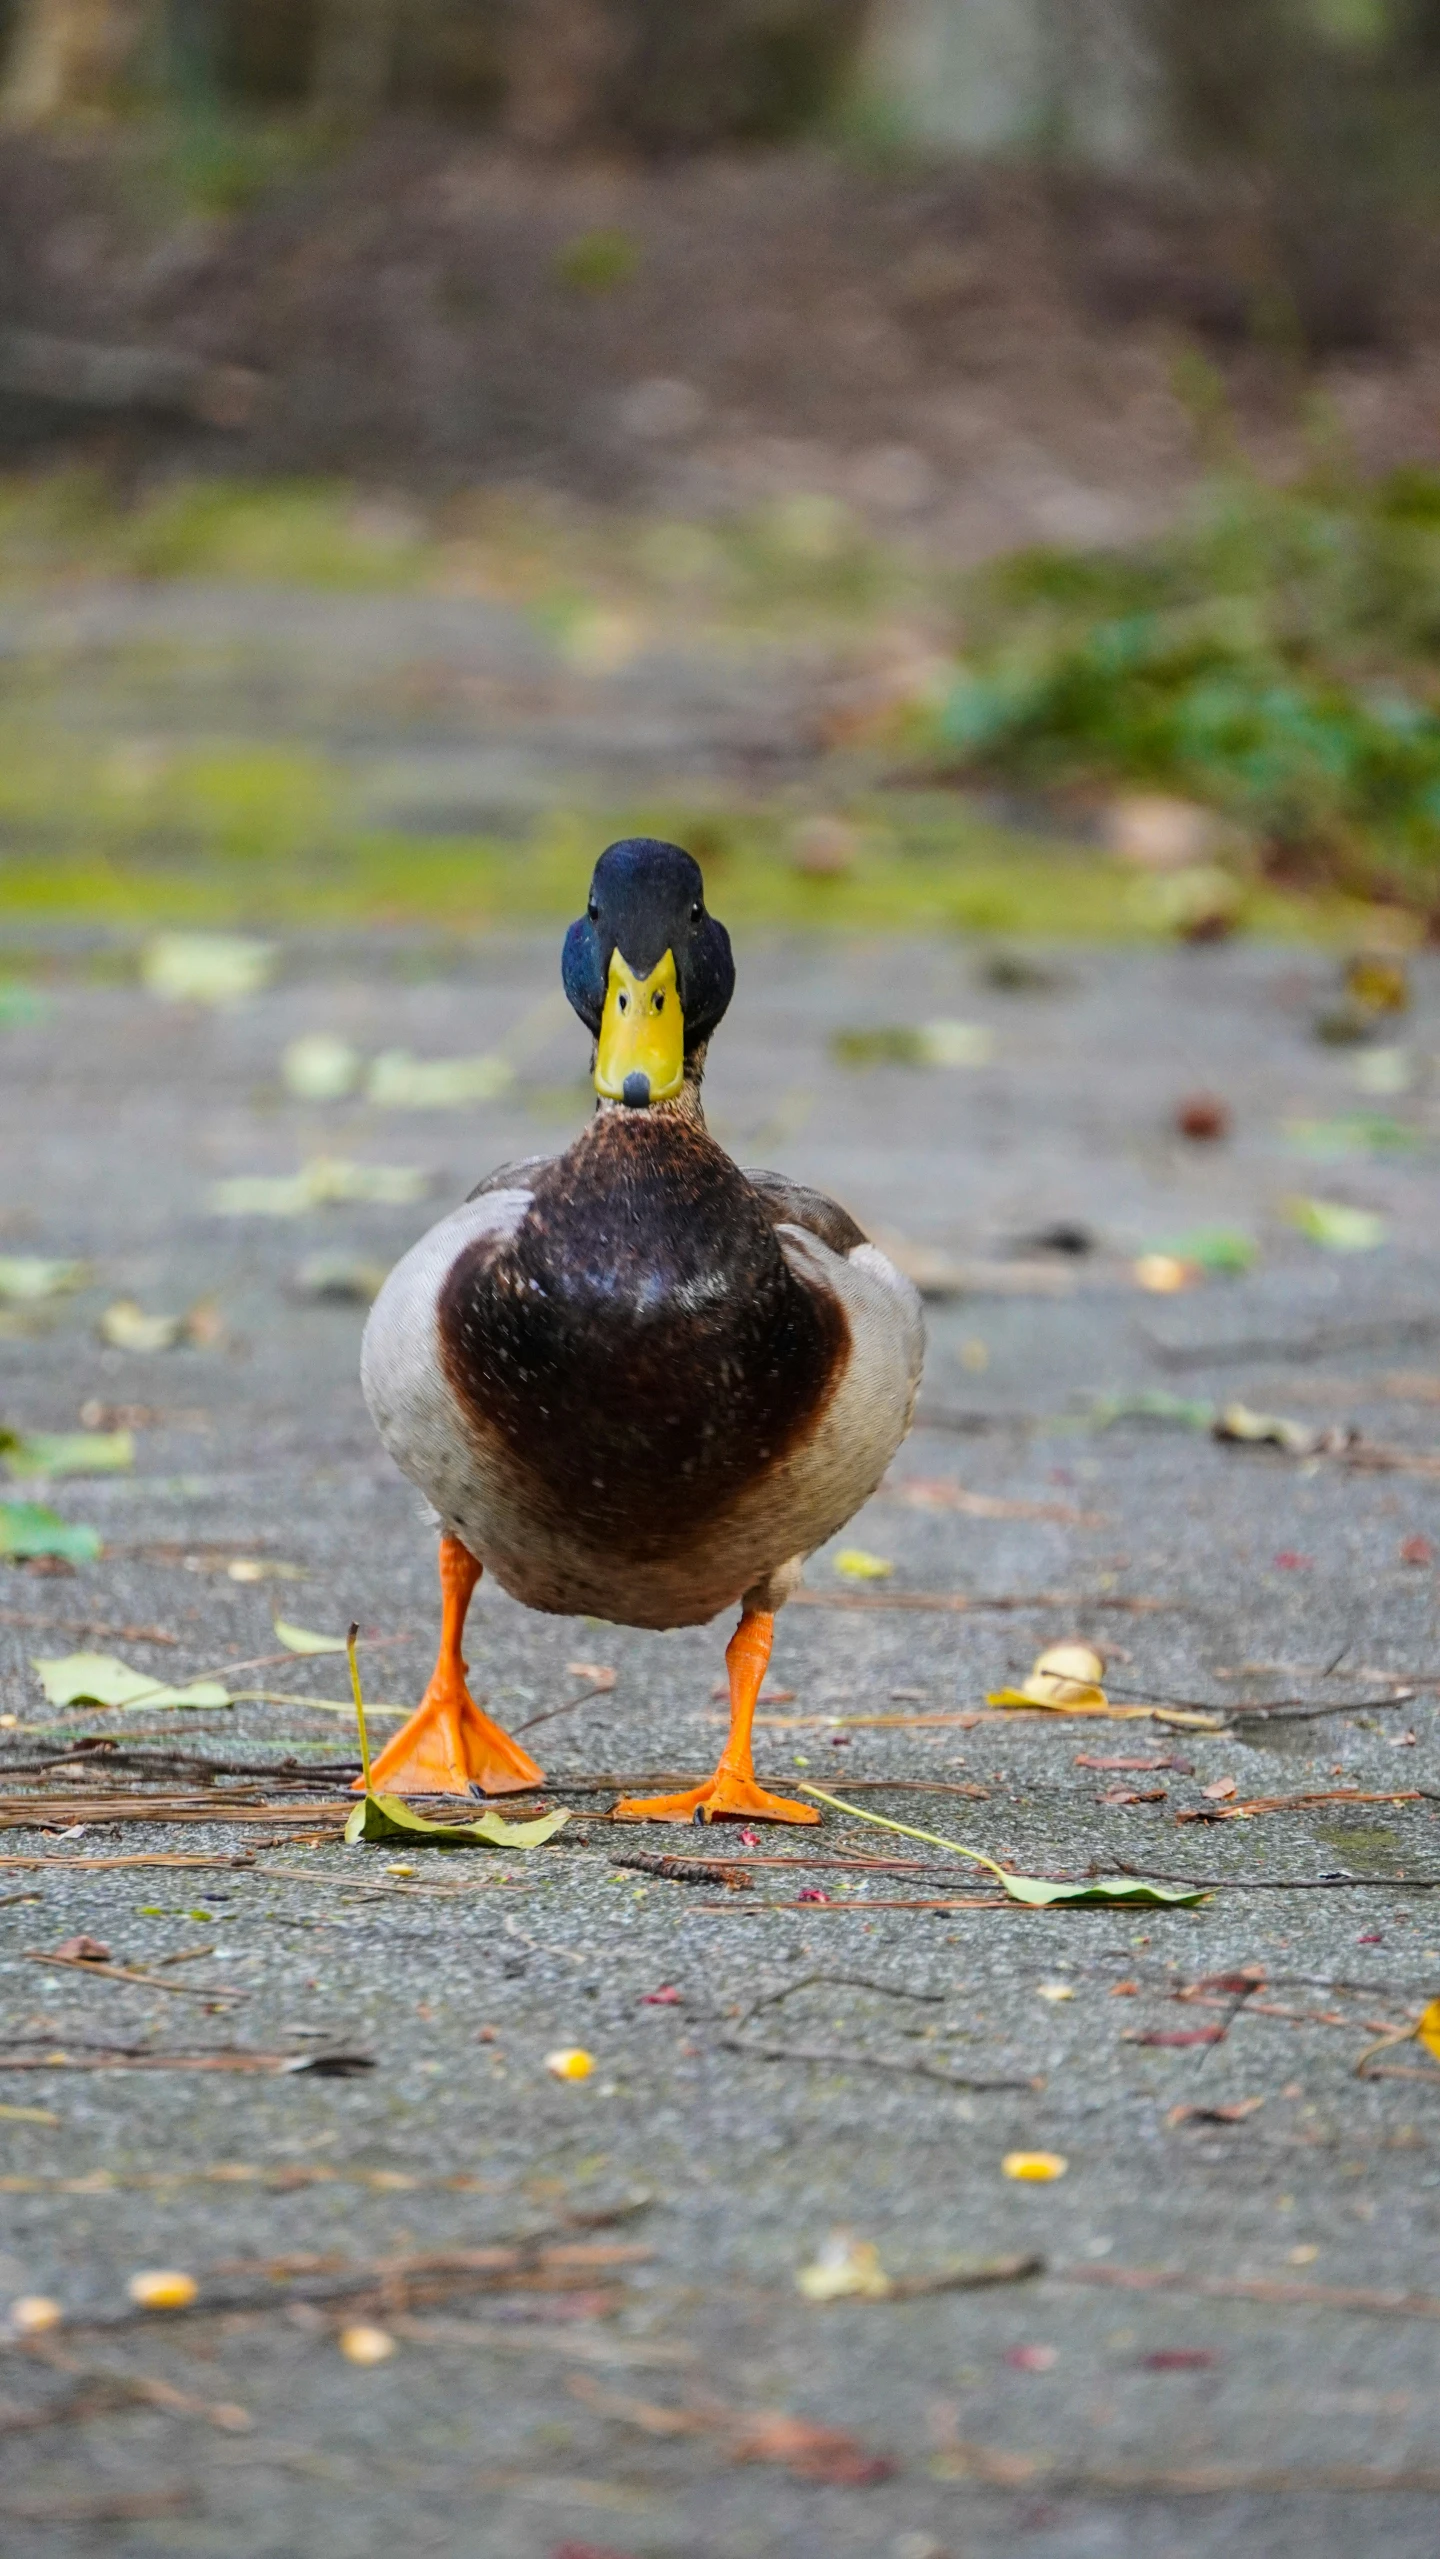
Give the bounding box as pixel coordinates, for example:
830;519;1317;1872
340;2323;395;2365
544;2046;594;2081
127;2268;198;2311
1002;2151;1068;2182
10;2295;63;2334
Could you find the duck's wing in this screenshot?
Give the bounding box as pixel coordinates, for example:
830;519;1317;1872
465;1156;554;1203
740;1168;868;1257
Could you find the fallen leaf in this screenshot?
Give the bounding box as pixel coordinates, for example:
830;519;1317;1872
1144;2347;1218;2369
1098;1785;1167;1805
1001;1876;1204;1909
1175;1096;1230;1142
281;1034;362;1101
142;934;273;1006
366;1051;514;1108
1201;1777;1237;1800
991;1639;1108;1712
640;1985;681;2005
339;2323;395;2364
831;1022;992;1069
1110;1982;1140;1997
209;1160;430;1217
98;1301;184;1353
1401;1536;1434;1566
53;1935;110;1962
1002;2152;1067;2182
833;1548;892;1580
0;1504;101;1564
9;2296;63;2333
545;2048;594;2081
33;1653;231;1711
0;1258;89;1303
1214;1402;1336;1457
795;2231;891;2302
1134;1253;1195;1294
1285;1197;1388;1253
1272;1552;1311;1571
796;1786;1207;1906
343;1794;569;1849
1004;2343;1056;2370
1347;952;1409;1014
127;2268;198;2310
567;1661;618;1689
1;1429;133;1479
291;1256;390;1305
1036;1982;1075;2002
273;1619;348;1656
0;2105;60;2125
1418;2000;1440;2064
1166;2098;1265;2126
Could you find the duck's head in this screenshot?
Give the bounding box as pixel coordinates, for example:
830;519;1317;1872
562;837;735;1109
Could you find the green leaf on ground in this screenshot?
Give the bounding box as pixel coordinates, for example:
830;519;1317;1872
1284;1196;1389;1251
1;1429;134;1478
996;1874;1209;1907
142;932;275;1004
0;1504;101;1562
0;1258;90;1302
365;1051;514;1108
798;1785;1208;1907
209;1158;430;1216
273;1618;349;1655
32;1652;231;1709
343;1792;570;1848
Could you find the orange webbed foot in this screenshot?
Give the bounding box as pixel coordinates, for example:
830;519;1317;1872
615;1768;819;1825
352;1533;542;1798
357;1674;543;1798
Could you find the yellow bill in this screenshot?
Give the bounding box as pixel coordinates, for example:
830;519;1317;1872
594;949;684;1104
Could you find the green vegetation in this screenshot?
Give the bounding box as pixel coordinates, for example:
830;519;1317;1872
924;459;1440;911
0;463;1436;940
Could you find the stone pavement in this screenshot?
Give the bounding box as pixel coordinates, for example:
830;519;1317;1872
2;928;1440;2558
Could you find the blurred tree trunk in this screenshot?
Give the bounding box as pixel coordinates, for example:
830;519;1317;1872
312;0;400;120
501;0;620;146
0;0;149;122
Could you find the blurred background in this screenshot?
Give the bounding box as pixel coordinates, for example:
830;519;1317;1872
4;0;1440;941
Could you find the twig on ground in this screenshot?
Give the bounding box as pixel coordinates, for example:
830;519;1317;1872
1059;2263;1440;2319
716;2032;1035;2090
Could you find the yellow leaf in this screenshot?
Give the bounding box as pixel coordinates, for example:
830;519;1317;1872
1417;1998;1440;2063
544;2047;594;2080
796;2231;892;2302
1002;2152;1067;2183
340;2324;395;2365
10;2295;63;2332
990;1639;1108;1712
833;1548;893;1580
273;1618;348;1656
127;2268;198;2310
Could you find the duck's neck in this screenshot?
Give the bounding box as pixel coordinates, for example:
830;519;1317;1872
591;1043;709;1130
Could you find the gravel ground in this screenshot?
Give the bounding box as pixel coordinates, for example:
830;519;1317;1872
2;927;1440;2557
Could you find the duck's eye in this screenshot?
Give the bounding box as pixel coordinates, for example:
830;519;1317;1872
587;900;598;921
690;900;702;922
654;990;664;1011
617;991;628;1012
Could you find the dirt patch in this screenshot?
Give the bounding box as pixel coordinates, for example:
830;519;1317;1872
3;126;1440;555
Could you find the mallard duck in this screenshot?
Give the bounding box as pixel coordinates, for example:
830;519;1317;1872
359;838;924;1823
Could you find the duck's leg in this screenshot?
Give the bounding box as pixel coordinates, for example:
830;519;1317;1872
355;1535;544;1798
616;1604;819;1824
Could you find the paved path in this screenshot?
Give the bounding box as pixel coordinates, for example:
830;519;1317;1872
2;930;1440;2557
